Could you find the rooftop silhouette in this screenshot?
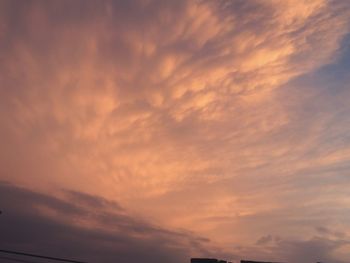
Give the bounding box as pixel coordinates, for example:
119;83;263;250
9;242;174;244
191;258;285;263
191;258;230;263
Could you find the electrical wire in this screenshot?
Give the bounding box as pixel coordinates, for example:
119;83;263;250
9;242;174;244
0;255;39;263
0;249;88;263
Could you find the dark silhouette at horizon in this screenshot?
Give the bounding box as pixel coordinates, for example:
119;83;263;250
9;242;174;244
191;258;289;263
191;258;229;263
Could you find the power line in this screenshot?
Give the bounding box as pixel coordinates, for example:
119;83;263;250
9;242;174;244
0;255;39;263
0;249;88;263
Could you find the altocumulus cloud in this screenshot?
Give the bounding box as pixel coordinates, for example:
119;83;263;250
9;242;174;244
1;0;349;197
1;0;350;262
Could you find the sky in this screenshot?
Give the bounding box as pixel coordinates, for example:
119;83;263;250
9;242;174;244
1;0;350;262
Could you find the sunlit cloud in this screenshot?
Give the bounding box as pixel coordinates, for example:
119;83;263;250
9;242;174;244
1;0;350;262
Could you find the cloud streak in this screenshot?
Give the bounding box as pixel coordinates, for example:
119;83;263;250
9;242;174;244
0;182;215;263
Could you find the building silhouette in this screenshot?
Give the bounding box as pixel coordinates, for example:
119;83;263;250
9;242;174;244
191;258;283;263
191;258;230;263
191;258;222;263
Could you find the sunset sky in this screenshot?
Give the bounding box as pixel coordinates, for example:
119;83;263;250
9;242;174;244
1;1;350;262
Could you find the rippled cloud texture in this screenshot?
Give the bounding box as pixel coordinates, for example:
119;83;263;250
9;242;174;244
1;0;350;262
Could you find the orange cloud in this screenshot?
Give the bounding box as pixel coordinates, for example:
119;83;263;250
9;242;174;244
1;1;350;262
